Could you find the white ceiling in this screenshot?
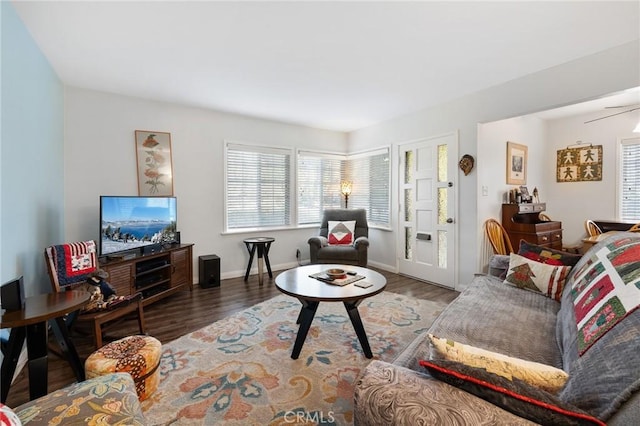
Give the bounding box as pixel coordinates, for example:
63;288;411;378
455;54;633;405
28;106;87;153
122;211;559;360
11;1;640;132
531;87;640;121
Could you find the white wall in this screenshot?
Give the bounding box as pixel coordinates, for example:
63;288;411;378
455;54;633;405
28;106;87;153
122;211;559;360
64;87;347;280
64;41;639;290
349;40;639;290
477;115;547;269
544;107;640;245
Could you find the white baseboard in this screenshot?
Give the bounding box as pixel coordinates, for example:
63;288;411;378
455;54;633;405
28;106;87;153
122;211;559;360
218;261;300;281
214;259;397;282
366;260;397;273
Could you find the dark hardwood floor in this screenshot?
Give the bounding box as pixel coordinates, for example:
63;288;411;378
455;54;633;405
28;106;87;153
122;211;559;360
4;268;459;408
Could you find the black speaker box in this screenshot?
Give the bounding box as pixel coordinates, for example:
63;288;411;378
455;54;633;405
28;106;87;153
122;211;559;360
1;276;25;311
199;255;220;288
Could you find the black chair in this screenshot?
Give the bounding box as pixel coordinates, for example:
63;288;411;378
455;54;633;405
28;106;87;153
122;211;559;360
308;209;369;266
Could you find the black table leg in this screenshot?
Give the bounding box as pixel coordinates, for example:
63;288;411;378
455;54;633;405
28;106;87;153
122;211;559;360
25;321;49;400
344;300;373;358
263;242;273;278
291;299;319;359
256;244;265;285
295;301;307;324
244;243;256;281
49;317;85;382
1;327;26;403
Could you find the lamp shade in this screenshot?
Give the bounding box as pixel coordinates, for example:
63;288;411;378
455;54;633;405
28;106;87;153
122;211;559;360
340;181;352;196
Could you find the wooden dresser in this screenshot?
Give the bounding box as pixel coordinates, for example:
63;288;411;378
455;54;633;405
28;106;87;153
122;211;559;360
501;203;562;250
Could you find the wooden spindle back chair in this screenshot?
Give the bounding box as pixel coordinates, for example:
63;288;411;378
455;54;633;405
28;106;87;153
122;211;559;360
484;218;514;255
584;220;603;237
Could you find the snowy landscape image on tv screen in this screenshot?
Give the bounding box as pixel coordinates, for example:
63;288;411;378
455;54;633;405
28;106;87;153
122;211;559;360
101;196;177;255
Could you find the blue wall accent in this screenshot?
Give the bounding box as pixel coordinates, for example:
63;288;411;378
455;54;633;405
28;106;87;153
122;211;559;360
1;2;64;295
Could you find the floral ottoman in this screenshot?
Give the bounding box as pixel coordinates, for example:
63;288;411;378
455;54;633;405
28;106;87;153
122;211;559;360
85;335;162;401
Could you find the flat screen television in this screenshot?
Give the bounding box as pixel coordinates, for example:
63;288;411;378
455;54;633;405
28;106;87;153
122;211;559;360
100;196;177;256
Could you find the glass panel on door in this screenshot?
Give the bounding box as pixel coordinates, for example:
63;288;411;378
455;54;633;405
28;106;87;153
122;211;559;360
405;150;413;184
437;187;447;225
405;227;413;260
438;144;447;182
438;230;447;268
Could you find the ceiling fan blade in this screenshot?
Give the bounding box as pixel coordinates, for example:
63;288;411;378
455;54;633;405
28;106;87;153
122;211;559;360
605;104;640;109
584;106;640;124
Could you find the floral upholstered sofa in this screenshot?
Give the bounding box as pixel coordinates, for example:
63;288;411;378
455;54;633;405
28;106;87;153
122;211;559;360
9;373;146;425
355;232;640;425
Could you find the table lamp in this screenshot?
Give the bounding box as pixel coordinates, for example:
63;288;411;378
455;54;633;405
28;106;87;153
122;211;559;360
341;181;352;208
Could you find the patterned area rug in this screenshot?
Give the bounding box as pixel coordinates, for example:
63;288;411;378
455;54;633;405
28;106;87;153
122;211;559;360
141;292;447;425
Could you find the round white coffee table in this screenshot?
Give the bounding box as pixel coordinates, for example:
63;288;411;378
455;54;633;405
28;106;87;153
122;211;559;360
275;264;386;359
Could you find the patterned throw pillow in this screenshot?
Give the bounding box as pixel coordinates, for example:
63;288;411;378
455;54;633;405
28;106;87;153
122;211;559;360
428;334;568;393
569;236;640;355
327;220;356;245
504;253;572;301
0;403;21;425
518;240;582;267
420;359;605;426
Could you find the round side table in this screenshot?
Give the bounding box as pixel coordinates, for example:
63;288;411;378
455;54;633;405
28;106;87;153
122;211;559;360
243;237;275;285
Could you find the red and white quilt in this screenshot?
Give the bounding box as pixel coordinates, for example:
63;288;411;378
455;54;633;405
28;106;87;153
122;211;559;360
570;237;640;355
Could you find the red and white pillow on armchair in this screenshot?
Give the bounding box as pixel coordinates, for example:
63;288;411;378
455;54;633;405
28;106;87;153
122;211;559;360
328;220;356;245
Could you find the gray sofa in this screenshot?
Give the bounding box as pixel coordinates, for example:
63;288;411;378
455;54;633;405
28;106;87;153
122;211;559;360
355;232;640;425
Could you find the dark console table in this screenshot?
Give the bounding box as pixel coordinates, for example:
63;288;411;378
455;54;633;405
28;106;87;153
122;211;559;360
1;290;89;402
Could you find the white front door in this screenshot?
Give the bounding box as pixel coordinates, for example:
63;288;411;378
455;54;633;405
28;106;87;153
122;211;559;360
397;132;458;288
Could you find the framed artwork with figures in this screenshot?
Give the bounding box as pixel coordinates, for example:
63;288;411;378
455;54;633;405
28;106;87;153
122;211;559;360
135;130;174;196
506;141;527;185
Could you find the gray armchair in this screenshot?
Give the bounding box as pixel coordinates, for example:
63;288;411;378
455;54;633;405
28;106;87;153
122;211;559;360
308;209;369;266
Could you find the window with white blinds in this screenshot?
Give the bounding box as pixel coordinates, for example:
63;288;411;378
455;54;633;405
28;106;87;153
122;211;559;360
297;152;345;224
620;139;640;221
225;143;292;230
297;148;390;226
346;148;391;226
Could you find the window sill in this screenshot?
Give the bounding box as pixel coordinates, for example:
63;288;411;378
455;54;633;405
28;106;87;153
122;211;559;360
221;224;313;236
222;223;392;235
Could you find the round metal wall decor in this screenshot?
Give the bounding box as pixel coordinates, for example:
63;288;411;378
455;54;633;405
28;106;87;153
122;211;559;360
459;154;475;175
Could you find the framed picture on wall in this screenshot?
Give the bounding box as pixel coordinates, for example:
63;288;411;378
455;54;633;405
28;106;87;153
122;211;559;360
135;130;174;196
506;141;527;185
556;144;602;182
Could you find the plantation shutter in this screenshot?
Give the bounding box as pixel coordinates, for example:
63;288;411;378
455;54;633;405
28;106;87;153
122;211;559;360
297;151;345;224
621;140;640;221
226;143;291;229
346;148;390;226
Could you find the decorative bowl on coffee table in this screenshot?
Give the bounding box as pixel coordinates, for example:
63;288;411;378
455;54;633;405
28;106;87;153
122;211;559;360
325;268;346;279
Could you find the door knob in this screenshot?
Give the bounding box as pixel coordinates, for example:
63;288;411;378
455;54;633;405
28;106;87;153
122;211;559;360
446;218;454;223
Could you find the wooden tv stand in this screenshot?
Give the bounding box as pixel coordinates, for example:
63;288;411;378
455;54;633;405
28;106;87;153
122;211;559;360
100;244;193;307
